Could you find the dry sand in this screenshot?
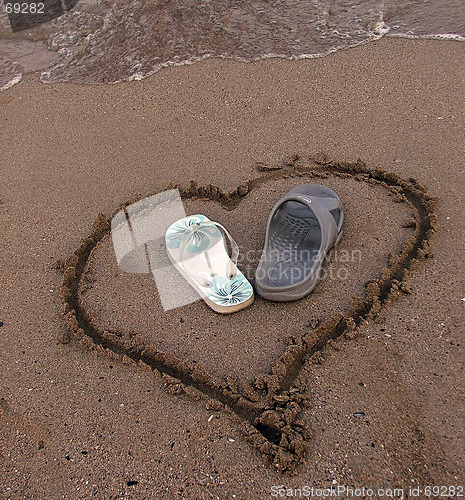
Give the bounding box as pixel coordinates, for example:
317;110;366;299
1;38;464;498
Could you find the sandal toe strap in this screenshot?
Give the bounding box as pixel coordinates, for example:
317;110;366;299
178;220;239;287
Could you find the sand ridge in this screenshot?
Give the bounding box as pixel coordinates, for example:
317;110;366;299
56;154;438;473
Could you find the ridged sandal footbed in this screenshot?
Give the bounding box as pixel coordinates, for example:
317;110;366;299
254;184;344;302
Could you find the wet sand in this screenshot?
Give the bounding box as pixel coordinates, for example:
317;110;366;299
1;38;464;497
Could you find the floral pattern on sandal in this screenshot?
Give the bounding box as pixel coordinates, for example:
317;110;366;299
206;275;253;306
166;214;221;253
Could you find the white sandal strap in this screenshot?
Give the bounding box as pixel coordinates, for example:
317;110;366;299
177;220;240;288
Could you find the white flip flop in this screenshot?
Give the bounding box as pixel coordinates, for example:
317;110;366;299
165;214;254;314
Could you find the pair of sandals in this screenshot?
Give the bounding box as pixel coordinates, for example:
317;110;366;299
165;183;344;314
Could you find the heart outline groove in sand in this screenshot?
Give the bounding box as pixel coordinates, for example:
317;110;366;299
57;154;437;473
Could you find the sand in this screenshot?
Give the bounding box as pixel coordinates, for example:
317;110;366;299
1;38;464;498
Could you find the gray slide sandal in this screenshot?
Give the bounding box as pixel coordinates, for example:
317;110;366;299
254;184;344;301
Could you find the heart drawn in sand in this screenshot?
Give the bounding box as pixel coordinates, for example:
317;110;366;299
57;154;437;472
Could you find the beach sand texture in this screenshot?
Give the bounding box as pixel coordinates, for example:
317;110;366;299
1;38;464;498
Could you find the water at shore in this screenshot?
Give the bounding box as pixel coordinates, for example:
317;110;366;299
1;0;464;90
